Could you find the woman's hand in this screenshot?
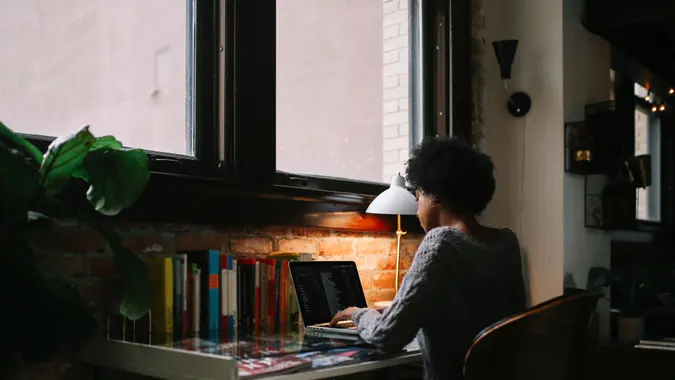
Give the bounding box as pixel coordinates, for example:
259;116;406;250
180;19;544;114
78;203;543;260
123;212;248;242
328;307;360;326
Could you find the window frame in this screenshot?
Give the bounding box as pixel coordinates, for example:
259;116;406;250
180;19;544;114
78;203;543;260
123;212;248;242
613;54;672;234
16;0;472;228
634;97;664;225
271;0;472;193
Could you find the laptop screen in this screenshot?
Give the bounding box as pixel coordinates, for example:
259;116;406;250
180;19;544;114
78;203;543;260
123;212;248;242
289;261;368;327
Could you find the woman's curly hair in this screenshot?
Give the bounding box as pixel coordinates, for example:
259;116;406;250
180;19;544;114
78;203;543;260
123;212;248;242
405;137;496;215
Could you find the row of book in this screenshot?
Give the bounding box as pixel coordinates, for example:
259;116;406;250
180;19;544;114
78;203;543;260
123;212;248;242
107;250;312;342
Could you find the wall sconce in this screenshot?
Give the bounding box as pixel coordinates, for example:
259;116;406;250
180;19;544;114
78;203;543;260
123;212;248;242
492;39;532;117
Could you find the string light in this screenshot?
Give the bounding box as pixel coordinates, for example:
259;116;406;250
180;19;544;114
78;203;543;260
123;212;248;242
669;88;674;95
659;104;666;112
652;105;658;112
646;95;652;101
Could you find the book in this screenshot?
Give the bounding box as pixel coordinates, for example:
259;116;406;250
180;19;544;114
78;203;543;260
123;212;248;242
186;250;221;336
238;355;311;378
143;257;174;337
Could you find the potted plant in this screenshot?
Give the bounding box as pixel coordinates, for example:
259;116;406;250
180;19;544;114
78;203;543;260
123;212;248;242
587;264;675;343
0;122;151;379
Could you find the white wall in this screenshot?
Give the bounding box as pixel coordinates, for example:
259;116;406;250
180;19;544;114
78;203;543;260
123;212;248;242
481;0;566;305
480;0;611;316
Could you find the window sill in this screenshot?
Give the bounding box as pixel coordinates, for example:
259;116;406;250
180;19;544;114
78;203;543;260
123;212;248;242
55;170;423;234
25;135;421;233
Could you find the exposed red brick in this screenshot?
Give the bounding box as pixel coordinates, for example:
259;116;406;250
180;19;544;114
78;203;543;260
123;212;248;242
318;237;354;256
31;227;106;253
122;234;170;253
400;256;413;270
370;254;397;270
400;235;423;257
230;237;273;254
372;272;395;289
290;228;331;238
175;233;229;252
358;270;374;290
39;256;87;277
89;257;117;278
353;255;375;270
249;227;290;236
354;237;393;256
333;231;370;239
372;254;412;271
277;238;316;254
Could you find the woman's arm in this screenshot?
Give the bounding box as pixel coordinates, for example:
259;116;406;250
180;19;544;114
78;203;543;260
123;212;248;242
350;245;442;352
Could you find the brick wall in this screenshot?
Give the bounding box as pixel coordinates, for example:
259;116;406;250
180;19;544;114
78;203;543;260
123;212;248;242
34;222;424;329
382;0;411;182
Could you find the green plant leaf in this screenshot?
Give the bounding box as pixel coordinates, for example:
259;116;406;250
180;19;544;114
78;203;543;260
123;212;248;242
92;224;151;320
39;126;95;197
0;120;44;164
73;136;124;181
92;135;124;150
82;147;149;216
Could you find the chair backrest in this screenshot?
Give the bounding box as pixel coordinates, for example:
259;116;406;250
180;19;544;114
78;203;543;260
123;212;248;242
462;291;600;380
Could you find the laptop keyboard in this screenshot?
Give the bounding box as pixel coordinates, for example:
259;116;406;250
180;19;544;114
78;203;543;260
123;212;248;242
313;320;356;329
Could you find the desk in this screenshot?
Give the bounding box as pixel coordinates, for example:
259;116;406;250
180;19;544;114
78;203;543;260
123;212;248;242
585;341;675;380
79;332;422;380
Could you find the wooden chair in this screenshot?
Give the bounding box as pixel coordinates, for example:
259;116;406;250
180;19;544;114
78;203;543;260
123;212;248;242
463;291;600;380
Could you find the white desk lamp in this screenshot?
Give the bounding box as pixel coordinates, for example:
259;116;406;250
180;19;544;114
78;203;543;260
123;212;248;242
366;174;418;308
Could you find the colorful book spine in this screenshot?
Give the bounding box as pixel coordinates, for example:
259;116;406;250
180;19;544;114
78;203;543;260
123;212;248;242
143;257;174;336
220;254;230;340
254;261;261;336
207;249;220;334
229;257;237;337
193;265;200;333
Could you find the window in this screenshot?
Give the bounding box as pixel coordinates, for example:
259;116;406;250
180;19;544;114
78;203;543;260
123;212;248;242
0;1;196;157
634;83;662;222
276;0;420;184
0;0;471;221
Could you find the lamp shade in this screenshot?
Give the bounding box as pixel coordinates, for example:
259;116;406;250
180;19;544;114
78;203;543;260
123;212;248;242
366;174;418;215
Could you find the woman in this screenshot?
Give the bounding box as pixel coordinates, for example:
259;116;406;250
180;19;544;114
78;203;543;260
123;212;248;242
330;137;526;380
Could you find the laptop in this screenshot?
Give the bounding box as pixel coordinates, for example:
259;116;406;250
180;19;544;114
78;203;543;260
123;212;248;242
289;261;368;340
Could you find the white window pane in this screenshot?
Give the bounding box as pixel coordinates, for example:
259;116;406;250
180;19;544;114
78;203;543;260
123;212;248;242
634;82;649;98
0;1;195;156
276;0;413;183
634;105;661;222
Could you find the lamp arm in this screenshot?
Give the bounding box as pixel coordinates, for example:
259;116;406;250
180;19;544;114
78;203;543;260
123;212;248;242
395;214;407;292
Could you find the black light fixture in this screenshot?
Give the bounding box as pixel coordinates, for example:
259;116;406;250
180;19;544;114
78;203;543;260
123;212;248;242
492;39;532;117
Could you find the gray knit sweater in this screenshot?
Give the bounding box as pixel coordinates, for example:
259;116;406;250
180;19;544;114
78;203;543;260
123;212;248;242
352;226;526;380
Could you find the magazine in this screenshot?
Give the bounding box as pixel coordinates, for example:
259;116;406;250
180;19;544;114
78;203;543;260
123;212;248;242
295;347;380;369
165;338;219;351
238;355;312;378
